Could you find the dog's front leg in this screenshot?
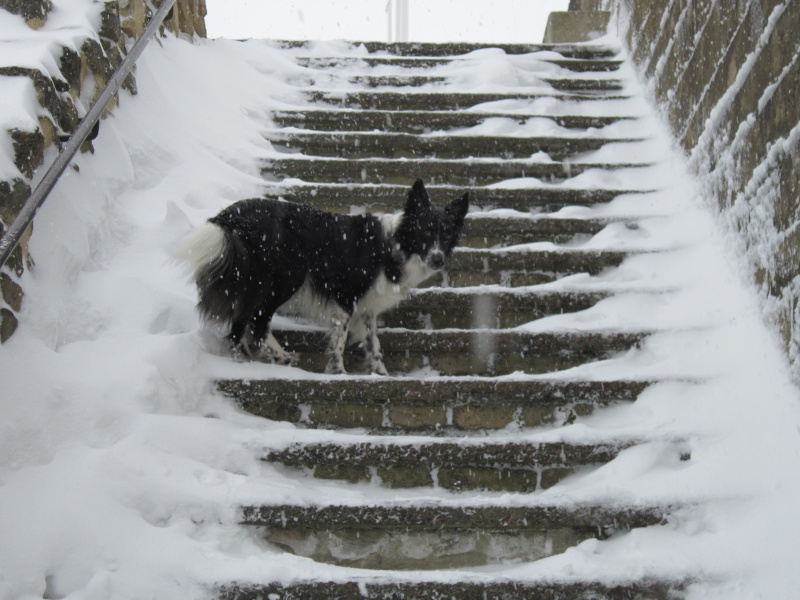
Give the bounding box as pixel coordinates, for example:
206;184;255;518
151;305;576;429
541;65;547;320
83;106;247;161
325;310;351;374
363;312;389;376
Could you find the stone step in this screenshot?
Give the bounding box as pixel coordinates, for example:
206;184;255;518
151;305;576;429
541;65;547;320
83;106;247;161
262;157;650;186
334;75;625;94
304;90;630;111
273;109;633;133
219;378;650;432
277;40;621;59
296;55;624;72
345;74;448;88
263;183;649;213
381;289;610;329
219;579;683;600
264;439;630;492
268;131;643;161
240;502;669;569
439;247;629;287
461;216;613;248
269;329;645;375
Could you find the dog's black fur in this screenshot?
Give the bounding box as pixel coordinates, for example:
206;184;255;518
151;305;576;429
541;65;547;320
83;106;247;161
176;179;468;374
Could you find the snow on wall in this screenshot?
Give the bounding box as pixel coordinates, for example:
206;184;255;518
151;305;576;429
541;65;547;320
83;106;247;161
603;0;800;380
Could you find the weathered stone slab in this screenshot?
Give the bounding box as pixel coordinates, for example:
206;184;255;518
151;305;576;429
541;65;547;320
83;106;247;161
262;184;647;214
219;378;649;432
272;109;632;132
242;503;668;569
304;90;630;112
381;290;610;329
265;440;628;492
277;40;621;59
296;56;624;72
262;156;650;186
219;580;685;600
268;131;643;161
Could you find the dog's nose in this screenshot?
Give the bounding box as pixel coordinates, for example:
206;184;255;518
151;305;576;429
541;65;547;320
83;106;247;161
429;251;445;269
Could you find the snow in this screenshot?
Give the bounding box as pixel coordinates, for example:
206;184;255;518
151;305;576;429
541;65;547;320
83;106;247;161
1;19;800;600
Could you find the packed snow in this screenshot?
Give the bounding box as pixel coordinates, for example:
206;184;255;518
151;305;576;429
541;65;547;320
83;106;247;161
1;12;800;600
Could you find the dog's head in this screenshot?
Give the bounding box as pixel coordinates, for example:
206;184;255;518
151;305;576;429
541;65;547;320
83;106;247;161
394;178;469;277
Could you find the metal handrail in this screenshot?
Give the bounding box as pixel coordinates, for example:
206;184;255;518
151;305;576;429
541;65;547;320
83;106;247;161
0;0;177;269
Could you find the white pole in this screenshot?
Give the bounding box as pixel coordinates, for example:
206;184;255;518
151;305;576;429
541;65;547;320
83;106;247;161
395;0;409;42
398;0;408;42
386;0;393;42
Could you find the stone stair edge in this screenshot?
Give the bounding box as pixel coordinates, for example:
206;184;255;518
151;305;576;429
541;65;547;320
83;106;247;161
270;39;623;57
216;376;655;401
263;439;634;466
303;89;633;103
217;579;687;600
239;502;673;529
269;109;639;132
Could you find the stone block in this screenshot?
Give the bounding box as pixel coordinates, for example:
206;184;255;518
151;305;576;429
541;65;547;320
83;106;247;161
540;467;574;490
376;466;432;488
309;402;383;429
0;308;18;343
437;467;537;492
543;11;610;44
0;0;52;28
1;273;23;312
452;405;515;430
9;128;44;179
314;464;370;484
386;403;446;428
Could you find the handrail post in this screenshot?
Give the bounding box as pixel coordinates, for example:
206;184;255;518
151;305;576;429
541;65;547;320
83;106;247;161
386;0;409;43
0;0;177;270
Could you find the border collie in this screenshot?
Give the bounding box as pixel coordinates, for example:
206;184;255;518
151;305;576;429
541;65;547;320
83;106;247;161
175;179;469;375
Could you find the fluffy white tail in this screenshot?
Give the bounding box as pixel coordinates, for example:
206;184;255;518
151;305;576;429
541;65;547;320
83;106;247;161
172;222;226;276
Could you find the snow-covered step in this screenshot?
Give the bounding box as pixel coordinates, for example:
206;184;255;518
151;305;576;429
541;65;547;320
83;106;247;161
277;40;621;60
263;183;651;214
325;74;626;94
429;247;631;287
269;329;646;375
272;109;633;133
219;579;683;600
296;55;624;73
458;216;613;248
262;157;651;186
264;439;631;492
267;131;645;161
304;90;632;111
381;289;610;329
219;378;649;433
239;502;669;569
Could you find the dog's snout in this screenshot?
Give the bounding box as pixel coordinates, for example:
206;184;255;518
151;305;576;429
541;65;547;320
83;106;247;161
429;251;445;270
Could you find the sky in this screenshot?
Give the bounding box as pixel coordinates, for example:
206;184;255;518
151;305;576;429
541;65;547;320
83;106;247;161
204;0;570;43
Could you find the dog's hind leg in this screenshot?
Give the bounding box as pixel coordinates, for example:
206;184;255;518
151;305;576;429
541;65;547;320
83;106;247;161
325;307;351;374
361;312;389;376
247;295;300;366
227;319;254;359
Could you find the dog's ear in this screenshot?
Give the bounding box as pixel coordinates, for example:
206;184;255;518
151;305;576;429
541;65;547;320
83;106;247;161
446;192;469;228
406;178;431;213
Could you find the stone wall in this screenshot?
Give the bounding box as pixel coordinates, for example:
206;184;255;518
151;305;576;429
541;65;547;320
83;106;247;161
600;0;800;376
0;0;207;342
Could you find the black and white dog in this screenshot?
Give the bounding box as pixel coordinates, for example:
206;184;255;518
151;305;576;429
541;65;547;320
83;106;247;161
175;179;468;375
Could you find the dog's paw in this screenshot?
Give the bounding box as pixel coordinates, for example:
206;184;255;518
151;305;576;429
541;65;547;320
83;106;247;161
370;361;389;376
272;351;298;366
324;360;347;375
252;347;297;366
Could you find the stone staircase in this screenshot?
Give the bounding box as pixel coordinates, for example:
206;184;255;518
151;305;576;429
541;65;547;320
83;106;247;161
217;41;687;598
